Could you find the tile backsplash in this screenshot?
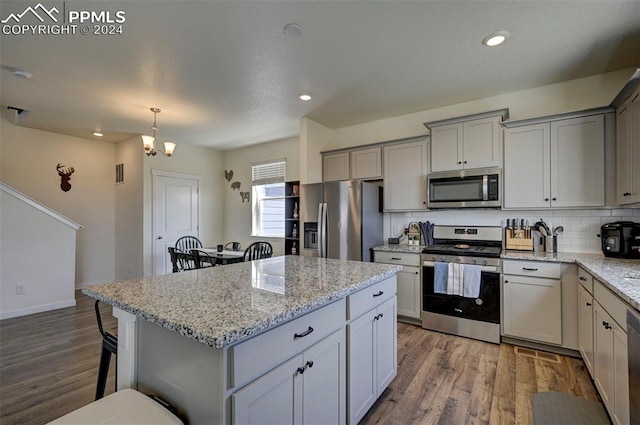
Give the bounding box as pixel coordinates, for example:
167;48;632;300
385;208;640;254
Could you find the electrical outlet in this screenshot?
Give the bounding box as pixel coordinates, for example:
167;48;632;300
15;284;26;295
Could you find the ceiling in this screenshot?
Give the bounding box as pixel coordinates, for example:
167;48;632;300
1;1;639;150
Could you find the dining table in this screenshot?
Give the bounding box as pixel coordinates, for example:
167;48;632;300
199;248;245;265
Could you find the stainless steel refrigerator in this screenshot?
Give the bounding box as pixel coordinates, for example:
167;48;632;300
299;180;383;262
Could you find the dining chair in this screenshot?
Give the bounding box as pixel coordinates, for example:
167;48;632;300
175;236;203;252
94;300;117;400
243;241;273;261
191;249;216;269
168;247;198;272
224;241;242;251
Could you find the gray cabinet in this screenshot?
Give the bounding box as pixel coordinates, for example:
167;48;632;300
323;152;350;182
501;260;562;345
503;113;605;209
429;115;503;172
350;147;382;180
383;139;428;211
322;147;382;182
374;251;420;319
616;87;640;205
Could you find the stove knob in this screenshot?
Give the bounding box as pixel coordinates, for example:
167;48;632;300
431;256;436;262
483;259;488;266
440;256;446;262
455;257;461;262
472;259;477;265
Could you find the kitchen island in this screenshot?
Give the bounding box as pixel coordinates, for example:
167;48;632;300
83;255;401;425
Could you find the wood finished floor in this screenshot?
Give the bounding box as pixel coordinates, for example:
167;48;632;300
0;292;601;425
0;291;117;425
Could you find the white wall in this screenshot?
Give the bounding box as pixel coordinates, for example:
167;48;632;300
115;137;144;280
142;142;225;277
330;68;634;150
1;187;78;319
0;116;116;287
222;137;300;256
299;118;334;184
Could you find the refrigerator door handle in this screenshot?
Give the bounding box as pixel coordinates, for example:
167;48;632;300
321;203;328;258
317;203;324;258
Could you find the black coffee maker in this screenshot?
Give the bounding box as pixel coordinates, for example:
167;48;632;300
600;221;640;258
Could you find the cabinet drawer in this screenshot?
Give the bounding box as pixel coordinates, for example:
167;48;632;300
374;251;420;266
347;276;397;320
502;260;561;279
593;279;629;329
577;267;594;294
231;298;345;388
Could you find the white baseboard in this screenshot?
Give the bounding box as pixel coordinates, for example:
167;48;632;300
0;299;76;320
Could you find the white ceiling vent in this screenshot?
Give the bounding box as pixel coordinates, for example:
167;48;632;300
115;163;124;184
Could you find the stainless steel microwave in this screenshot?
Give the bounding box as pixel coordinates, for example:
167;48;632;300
427;167;501;209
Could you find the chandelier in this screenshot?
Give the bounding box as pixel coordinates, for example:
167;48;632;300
141;107;176;157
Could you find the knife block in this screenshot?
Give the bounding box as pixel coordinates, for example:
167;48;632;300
505;228;534;251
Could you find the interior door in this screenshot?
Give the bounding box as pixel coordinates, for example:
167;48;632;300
153;172;199;276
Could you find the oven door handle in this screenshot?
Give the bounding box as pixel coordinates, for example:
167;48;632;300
422;261;499;273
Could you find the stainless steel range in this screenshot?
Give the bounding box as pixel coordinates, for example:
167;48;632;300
421;225;502;344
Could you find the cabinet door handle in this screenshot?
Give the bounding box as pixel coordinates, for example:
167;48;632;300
415;271;419;275
306;360;314;369
552;197;557;201
522;267;539;271
373;291;384;297
294;326;314;339
586;302;592;306
390;257;402;260
544;198;549;202
602;321;612;330
458;161;462;165
579;276;587;281
504;280;509;283
454;308;463;313
297;366;305;375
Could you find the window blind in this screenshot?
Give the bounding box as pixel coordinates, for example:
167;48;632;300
251;160;286;185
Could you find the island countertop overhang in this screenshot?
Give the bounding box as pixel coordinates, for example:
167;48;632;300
82;256;401;349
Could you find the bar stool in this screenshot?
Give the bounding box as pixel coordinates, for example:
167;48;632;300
47;389;183;424
94;300;117;400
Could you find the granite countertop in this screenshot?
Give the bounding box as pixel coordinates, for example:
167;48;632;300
83;256;401;349
502;251;640;312
372;244;425;254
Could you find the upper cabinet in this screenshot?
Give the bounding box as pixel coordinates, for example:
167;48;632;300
383;139;428;211
503;112;606;209
350;147;383;180
615;86;640;205
425;109;508;173
322;147;382;182
323;152;350;182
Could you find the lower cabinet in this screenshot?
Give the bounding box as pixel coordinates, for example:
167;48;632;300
502;271;562;344
232;329;346;425
593;297;629;425
347;296;397;425
577;284;594;374
374;251;421;319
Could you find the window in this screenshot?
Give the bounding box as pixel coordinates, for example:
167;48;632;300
251;160;286;237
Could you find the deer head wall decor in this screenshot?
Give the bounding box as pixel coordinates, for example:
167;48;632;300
56;163;75;192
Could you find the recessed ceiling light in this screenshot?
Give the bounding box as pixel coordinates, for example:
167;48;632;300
283;23;302;37
482;31;509;47
299;93;312;101
92;132;104;137
11;67;33;79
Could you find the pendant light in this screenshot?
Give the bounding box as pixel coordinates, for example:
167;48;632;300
142;107;176;157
